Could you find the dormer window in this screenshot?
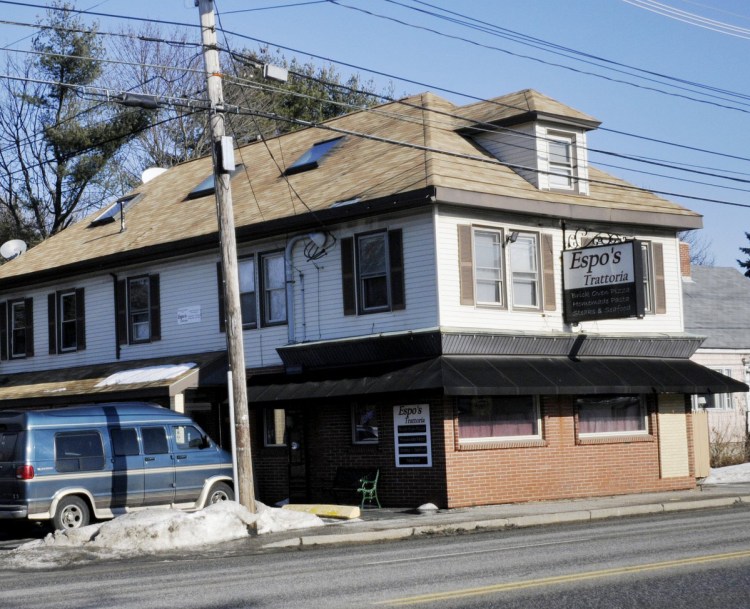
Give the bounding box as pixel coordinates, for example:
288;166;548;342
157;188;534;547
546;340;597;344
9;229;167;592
547;132;576;190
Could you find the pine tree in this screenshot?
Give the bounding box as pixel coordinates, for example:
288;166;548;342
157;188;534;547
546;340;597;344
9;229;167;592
0;1;151;243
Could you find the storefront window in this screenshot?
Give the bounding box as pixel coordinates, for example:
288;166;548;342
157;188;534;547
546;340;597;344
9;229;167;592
457;396;539;441
352;404;378;444
577;395;646;436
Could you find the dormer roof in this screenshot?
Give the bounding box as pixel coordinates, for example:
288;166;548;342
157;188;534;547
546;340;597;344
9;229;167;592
458;89;601;132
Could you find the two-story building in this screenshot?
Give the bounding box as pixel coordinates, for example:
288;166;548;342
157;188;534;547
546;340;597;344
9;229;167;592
0;89;744;508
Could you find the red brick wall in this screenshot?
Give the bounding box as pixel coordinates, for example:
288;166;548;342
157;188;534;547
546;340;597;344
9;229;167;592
444;395;695;508
250;394;695;509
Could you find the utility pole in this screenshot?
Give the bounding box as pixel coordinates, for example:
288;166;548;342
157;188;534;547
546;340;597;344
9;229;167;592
196;0;255;513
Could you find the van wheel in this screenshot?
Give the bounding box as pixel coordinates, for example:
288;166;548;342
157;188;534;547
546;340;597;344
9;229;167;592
53;496;90;530
207;482;234;504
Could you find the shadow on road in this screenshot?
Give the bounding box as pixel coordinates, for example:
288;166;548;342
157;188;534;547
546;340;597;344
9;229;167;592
0;520;49;543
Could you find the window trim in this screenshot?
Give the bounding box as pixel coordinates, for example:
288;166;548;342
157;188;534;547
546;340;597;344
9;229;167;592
7;298;33;359
693;369;733;410
457;395;542;444
237;256;258;330
341;228;405;316
259;250;287;327
508;231;542;310
117;275;161;346
127;276;151;344
356;231;391;314
546;130;578;192
49;288;86;354
473;228;506;308
576;394;649;439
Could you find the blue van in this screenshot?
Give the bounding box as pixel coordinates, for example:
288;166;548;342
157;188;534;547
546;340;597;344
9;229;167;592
0;402;234;530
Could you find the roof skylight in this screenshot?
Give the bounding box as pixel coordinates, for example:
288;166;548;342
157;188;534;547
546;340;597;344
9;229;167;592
89;194;139;227
186;164;245;200
284;137;344;176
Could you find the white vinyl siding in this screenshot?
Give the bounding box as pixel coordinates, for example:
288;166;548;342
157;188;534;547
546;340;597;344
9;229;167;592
473;123;539;187
436;209;684;334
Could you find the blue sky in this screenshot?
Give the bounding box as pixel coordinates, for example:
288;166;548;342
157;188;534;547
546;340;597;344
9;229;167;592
4;0;749;268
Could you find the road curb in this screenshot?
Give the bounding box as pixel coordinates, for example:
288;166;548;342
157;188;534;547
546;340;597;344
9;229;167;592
260;495;749;550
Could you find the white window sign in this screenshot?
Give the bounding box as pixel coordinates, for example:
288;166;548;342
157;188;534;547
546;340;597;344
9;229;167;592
177;306;202;325
393;404;432;468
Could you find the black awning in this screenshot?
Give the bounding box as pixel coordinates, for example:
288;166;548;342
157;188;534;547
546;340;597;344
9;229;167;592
246;356;748;402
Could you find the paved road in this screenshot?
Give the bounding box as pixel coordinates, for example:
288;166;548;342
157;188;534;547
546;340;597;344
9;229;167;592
1;506;749;608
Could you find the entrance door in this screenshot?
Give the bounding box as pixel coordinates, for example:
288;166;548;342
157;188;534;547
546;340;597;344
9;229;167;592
286;409;308;503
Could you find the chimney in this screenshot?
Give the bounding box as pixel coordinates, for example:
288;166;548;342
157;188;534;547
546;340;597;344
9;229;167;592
679;242;691;279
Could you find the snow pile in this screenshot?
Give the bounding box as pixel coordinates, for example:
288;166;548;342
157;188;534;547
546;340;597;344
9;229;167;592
6;501;323;569
702;462;750;485
95;363;196;387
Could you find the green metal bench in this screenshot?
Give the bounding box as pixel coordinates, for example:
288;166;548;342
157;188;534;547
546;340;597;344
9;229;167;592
356;469;381;509
331;467;381;508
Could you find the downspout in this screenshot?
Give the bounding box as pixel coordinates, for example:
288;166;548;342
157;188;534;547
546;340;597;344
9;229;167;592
285;234;313;345
111;273;121;360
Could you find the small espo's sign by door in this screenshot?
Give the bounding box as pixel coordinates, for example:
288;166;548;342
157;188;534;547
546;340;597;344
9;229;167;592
393;404;432;468
562;240;645;323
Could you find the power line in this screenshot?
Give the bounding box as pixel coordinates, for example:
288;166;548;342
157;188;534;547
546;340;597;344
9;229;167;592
328;0;750;114
5;0;749;168
623;0;750;38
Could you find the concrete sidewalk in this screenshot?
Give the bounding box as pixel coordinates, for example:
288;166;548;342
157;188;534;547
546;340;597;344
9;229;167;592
261;482;750;550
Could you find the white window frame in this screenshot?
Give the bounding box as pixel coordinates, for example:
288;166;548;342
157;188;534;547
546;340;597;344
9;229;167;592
238;256;257;329
577;395;649;438
693;369;733;410
547;131;577;191
58;290;78;352
127;276;151;343
508;232;541;309
356;231;391;313
457;396;541;444
260;251;287;326
473;228;505;306
9;299;27;359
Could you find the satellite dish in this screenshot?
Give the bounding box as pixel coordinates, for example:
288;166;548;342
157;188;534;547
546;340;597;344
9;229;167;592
0;239;27;260
141;167;168;184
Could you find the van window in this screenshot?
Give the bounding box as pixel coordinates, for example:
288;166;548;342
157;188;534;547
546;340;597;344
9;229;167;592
142;427;169;455
0;432;19;461
173;425;205;450
55;431;105;472
110;428;139;456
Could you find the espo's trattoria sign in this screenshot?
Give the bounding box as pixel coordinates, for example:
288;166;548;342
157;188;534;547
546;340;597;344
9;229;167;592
562;241;645;323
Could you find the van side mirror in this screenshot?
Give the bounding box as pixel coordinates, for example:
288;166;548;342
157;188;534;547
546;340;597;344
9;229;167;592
188;436;210;449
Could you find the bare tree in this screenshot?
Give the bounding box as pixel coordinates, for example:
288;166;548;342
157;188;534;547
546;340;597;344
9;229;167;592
0;1;150;244
679;230;715;266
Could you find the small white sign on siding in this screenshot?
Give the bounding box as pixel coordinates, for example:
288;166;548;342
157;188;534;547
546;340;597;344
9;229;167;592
393;404;432;468
177;305;202;325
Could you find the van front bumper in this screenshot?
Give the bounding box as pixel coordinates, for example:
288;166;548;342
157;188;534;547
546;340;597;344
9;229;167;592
0;504;28;519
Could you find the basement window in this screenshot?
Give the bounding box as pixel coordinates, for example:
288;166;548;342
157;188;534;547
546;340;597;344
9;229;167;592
284;137;344;176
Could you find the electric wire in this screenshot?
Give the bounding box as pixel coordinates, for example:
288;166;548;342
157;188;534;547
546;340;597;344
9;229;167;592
1;1;747;212
3;0;749;167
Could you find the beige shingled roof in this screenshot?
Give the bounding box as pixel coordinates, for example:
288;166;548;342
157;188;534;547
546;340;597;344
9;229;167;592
458;89;601;129
0;90;698;283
